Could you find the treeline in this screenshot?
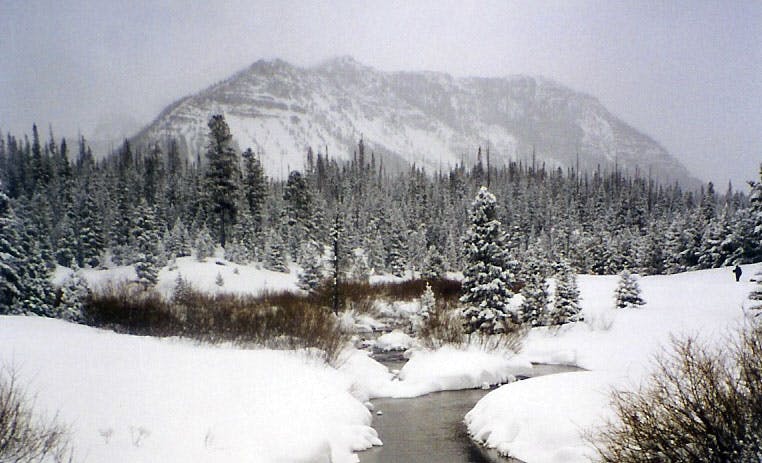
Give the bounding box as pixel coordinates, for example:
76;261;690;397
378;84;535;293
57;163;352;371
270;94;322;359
1;116;761;315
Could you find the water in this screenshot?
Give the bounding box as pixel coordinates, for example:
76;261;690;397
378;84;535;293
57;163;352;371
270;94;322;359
358;362;582;463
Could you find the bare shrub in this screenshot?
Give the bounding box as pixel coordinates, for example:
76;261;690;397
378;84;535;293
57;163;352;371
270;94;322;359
592;324;762;462
465;327;527;353
0;366;74;462
85;283;347;363
418;300;464;348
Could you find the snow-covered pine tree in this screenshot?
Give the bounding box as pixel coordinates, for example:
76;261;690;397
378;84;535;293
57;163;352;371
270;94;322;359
386;234;407;278
54;209;78;267
460;187;515;334
225;208;257;264
0;191;23;314
747;163;762;262
204;114;241;247
75;184;104;268
421;244;445;281
346;248;370;283
55;270;89;322
283;170;313;261
164;219;192;259
548;259;582;325
264;229;289;273
518;245;550;327
173;272;193;305
614;269;646;309
194;225;215;262
241;147;268;232
406;225;428;275
132;201;163;288
297;240;323;292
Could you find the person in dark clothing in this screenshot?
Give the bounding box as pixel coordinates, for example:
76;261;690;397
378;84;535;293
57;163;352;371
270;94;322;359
734;265;742;282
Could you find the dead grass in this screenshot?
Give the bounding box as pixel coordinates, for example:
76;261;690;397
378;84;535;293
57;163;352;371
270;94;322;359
0;366;74;463
84;277;463;363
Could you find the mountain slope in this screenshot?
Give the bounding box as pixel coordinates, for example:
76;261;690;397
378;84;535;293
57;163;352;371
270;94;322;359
134;56;696;185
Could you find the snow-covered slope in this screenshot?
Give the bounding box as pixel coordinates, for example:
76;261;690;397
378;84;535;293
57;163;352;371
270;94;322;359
0;316;380;463
133;56;696;186
466;264;759;463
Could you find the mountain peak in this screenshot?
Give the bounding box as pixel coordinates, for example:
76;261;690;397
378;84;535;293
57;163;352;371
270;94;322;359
133;57;697;186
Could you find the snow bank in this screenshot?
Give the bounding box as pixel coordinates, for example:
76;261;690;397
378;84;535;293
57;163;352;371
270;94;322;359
0;316;379;463
391;346;532;397
466;265;758;462
466;371;616;463
339;345;531;400
374;330;414;351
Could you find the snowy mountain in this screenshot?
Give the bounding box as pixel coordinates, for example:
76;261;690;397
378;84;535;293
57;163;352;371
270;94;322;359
133;56;696;185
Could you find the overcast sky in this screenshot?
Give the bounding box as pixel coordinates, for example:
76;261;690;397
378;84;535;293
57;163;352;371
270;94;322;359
1;0;760;188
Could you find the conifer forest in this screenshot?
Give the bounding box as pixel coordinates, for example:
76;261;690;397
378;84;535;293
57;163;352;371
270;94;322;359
2;115;761;320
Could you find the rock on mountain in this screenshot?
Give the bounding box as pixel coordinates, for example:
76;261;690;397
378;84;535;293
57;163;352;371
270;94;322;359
133;56;696;186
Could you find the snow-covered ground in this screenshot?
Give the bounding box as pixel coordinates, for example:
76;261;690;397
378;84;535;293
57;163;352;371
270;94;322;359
53;255;300;298
0;316;379;463
14;260;759;462
8;258;526;463
466;264;759;463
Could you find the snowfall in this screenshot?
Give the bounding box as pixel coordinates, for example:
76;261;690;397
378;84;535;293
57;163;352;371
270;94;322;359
0;256;758;463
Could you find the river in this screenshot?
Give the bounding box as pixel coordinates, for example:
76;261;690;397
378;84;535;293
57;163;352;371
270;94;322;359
358;361;582;463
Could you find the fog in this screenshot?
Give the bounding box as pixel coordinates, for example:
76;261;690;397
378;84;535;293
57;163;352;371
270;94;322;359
1;0;760;187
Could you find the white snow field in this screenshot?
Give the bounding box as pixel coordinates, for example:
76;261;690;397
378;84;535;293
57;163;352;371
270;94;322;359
0;316;381;463
10;259;759;462
466;264;759;463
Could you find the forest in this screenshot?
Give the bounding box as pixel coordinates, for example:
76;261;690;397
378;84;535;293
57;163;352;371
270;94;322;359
1;114;761;320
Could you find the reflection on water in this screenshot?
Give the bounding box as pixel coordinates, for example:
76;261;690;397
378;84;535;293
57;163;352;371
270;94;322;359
359;388;495;463
359;363;582;463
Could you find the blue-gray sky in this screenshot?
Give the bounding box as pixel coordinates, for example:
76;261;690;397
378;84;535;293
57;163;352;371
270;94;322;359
1;0;760;188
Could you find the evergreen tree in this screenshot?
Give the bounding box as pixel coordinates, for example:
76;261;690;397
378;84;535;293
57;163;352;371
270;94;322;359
164;219;192;259
0;192;23;314
55;270;89;322
264;229;289;273
132;201;163;288
75;184;104;268
421;244;445;280
54;208;78;267
747;163;762;261
518;246;550;326
548;259;582;325
614;269;646;309
386;233;407;277
346;248;371;283
241;148;268;231
297;241;323;292
460;187;515;334
283;170;313;260
194;224;215;262
204;115;241;247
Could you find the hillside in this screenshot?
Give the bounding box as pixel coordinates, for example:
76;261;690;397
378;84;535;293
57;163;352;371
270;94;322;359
133;57;697;186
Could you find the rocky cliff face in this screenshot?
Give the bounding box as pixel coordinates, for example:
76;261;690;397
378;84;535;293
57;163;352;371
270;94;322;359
134;56;696;185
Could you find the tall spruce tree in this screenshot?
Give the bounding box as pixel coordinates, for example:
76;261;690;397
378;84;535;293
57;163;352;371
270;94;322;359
132;201;163;288
204;115;241;247
0;192;23;314
460;187;515;334
241;148;268;231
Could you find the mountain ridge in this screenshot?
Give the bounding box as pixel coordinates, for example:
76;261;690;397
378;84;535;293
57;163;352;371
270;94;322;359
133;56;698;186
